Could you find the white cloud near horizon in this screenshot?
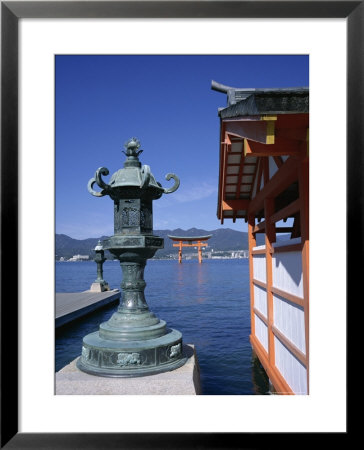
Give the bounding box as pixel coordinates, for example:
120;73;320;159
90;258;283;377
155;181;217;208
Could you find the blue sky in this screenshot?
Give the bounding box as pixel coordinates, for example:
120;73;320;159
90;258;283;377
56;55;308;239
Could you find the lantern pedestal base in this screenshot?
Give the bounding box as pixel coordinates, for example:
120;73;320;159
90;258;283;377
57;344;200;395
77;327;187;378
90;282;109;292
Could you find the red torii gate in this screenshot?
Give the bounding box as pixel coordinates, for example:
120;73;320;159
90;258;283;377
168;235;212;263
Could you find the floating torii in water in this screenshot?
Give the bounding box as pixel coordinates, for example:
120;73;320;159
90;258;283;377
168;235;212;263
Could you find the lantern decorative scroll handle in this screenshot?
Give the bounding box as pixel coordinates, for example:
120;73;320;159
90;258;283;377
87;167;110;197
161;173;180;194
140;165;151;189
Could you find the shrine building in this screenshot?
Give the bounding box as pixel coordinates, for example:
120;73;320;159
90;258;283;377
212;81;309;394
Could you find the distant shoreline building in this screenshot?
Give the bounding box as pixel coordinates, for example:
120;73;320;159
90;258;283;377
68;254;90;262
212;81;309;394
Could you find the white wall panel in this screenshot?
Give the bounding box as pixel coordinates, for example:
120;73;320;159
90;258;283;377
255;314;268;352
272;251;303;297
273;294;306;353
253;255;266;283
254;284;267;317
274;337;307;394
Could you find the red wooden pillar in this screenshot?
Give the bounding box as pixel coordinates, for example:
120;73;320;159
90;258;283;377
178;241;182;264
298;157;309;393
264;197;276;368
197;241;202;263
248;213;257;337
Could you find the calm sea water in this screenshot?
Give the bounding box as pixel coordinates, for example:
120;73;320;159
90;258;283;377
56;259;269;395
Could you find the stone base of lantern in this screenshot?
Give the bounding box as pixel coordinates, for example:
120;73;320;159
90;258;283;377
77;327;187;377
90;282;110;292
56;344;200;395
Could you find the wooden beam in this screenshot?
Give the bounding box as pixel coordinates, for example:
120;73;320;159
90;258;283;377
219;142;228;221
222;199;250;211
273;155;284;168
276;127;308;142
217;122;225;221
272;325;307;367
244;137;305;157
263;157;269;185
222;115;275;122
252;278;267;289
261;115;277;121
236;155;245;199
249;156;300;214
173;242;209;247
254;226;293;234
270;286;305;308
224;119;275;145
270;199;301;224
252;248;266;255
266;121;275;145
255;158;264;195
254;306;268;325
271;243;303;254
250;158;260;198
252;221;266;234
223;132;232;146
276;113;308;129
290;213;301;239
275;227;294;233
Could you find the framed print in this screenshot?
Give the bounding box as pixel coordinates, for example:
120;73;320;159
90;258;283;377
1;0;359;447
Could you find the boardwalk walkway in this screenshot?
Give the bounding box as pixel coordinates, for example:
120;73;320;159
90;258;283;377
56;290;120;328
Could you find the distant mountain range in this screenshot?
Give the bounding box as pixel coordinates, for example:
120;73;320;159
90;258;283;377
55;227;267;260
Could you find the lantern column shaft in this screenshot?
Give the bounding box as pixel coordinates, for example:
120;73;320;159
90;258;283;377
119;261;148;311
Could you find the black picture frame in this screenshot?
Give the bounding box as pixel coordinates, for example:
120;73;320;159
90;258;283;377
1;1;358;448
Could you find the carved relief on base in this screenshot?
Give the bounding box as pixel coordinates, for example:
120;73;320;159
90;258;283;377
169;343;182;358
117;352;141;366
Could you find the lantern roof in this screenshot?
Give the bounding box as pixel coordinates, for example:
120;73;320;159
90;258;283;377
108;138;162;191
87;137;180;198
